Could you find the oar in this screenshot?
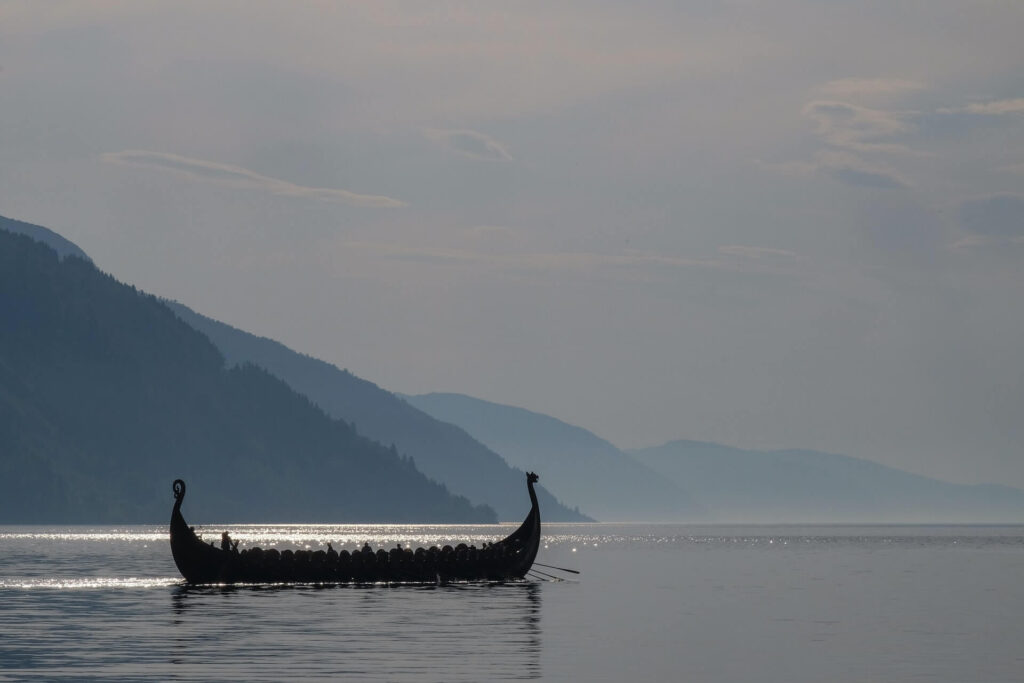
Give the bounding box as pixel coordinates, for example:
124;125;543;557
534;562;580;575
528;567;565;581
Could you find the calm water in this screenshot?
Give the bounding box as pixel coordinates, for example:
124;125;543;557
1;524;1023;682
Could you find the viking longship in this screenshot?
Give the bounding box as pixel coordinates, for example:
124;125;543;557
169;473;541;585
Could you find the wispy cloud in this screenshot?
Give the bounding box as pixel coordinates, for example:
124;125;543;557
329;242;809;280
819;151;910;189
829;166;907;190
424;129;513;162
998;162;1024;175
750;159;817;177
939;98;1024;116
950;194;1024;250
336;241;718;271
818;78;926;100
757;151;909;190
792;90;1024;193
802;100;915;154
101;150;406;207
950;234;1024;250
718;245;798;260
767;89;926;191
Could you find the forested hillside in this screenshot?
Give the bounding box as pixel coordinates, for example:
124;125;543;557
0;215;91;262
0;228;495;523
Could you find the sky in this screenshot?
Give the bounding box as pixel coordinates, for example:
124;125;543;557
2;1;1023;487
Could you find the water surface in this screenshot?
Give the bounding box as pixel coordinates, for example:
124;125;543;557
2;524;1022;681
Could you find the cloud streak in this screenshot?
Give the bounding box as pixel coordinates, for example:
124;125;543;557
101;150;406;207
818;78;926;101
335;241;713;270
953;194;1024;248
829;165;908;190
817;149;910;189
802;100;915;154
718;245;798;260
757;151;910;189
424;129;513;162
939;98;1024;116
329;242;806;279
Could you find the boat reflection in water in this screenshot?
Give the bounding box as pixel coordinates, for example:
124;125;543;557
168;552;543;680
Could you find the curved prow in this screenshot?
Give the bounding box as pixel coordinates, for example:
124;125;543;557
170;479;188;539
494;472;542;578
527;471;539;506
172;479;186;512
169;479;223;584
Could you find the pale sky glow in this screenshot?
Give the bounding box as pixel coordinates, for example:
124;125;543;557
2;1;1023;486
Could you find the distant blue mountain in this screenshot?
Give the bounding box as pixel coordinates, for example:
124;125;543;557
403;392;701;521
164;303;590;522
404;393;1024;523
631;440;1024;522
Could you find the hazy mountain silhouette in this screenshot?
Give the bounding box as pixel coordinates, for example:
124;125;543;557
404;392;701;521
0;215;92;262
0;225;495;523
631;440;1024;522
164;302;590;522
15;213;1020;523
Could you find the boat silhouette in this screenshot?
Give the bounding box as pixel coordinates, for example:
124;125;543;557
169;473;541;584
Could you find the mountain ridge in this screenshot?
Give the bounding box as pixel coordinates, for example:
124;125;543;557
630;440;1024;522
0;214;92;263
10;212;1024;524
404;392;701;521
164;302;590;522
0;224;495;523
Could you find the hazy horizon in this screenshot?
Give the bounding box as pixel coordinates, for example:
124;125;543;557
2;2;1022;488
